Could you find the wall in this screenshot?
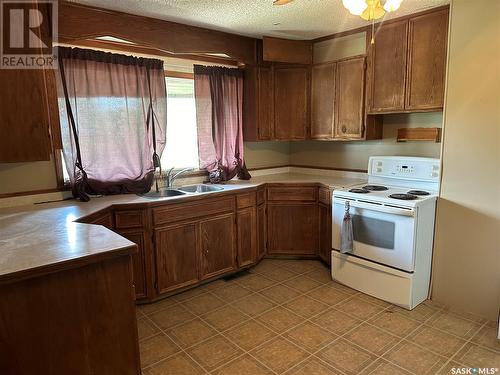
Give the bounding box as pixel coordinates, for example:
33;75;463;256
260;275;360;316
244;141;290;169
430;0;500;320
290;112;443;170
0;158;57;195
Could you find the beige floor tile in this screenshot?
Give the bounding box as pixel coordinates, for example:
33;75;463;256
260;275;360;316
370;310;421;338
213;355;274;375
309;285;351;306
202;305;250;331
139;334;180;368
312;308;362;335
412;325;467;357
181;293;226;316
252;337;309;373
387;302;440;323
149;304;196;330
251;259;287;274
453;342;500;368
166;318;217;348
284;295;329;318
256;307;304;333
260;284;301;304
336;296;385;320
284;322;337;352
256;266;298;282
428;310;482;339
172;287;208;302
328;281;358;295
356;293;391;307
236;274;276;291
283;275;323;293
186;335;242;372
210;284;252;303
137;317;161;341
360;358;412;375
442;308;488;325
289;358;341;375
435;361;464;374
145;352;204;375
225;320;274;351
344;323;399;356
138;297;178;315
198;279;228;291
231;293;276;317
280;260;320;274
384;341;447;374
471;325;500;352
304;267;333;284
318;338;377;375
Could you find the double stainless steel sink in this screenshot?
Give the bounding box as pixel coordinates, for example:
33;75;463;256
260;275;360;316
141;184;224;199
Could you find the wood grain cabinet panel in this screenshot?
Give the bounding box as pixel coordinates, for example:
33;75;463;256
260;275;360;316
200;213;236;280
257;203;267;260
267;186;317;202
237;207;257;267
274;66;309;140
366;20;408;113
258;67;274;140
237;192;257;209
115;210;145;229
116;230;148;299
406;9;449;110
311;63;336;139
334;57;366;139
154;222;199;294
267;203;319;255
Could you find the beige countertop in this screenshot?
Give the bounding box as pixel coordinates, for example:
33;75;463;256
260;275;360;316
0;172;365;284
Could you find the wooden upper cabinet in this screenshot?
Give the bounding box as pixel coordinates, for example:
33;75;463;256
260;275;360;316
311;63;336;139
334;57;366;139
366;20;408;113
263;37;312;65
258;67;274;140
406;9;449;111
200;213;236;280
274;66;309;140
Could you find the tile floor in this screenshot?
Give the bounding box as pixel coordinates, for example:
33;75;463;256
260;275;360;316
136;259;500;375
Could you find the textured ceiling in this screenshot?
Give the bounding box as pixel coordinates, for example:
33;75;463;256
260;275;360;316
68;0;449;40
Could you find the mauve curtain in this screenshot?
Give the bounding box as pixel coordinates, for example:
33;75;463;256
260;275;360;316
56;47;167;201
194;65;250;183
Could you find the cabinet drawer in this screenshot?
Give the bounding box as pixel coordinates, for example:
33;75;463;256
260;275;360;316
318;188;331;205
115;210;145;229
153;196;235;226
257;188;266;205
237;192;256;209
267;186;317;202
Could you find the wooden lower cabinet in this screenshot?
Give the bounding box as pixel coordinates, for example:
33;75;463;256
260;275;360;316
318;203;332;265
267;203;319;255
154;222;199;294
116;229;149;299
257;203;267;260
237;207;257;267
200;213;237;280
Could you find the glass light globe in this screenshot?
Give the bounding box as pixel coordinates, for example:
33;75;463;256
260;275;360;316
342;0;368;16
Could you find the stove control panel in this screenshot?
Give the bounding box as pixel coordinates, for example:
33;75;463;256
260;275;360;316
369;156;440;182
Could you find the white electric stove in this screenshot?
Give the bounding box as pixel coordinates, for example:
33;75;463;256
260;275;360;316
331;156;440;309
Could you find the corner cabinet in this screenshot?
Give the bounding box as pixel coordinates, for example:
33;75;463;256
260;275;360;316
366;8;449;113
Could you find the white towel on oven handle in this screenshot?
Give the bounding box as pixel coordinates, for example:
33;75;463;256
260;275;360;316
340;200;353;253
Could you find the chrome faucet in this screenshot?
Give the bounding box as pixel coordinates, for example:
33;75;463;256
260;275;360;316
164;167;194;188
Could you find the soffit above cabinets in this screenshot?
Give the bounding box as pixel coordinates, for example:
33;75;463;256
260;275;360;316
67;0;449;40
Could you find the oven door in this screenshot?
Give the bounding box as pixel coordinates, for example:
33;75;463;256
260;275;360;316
332;197;416;272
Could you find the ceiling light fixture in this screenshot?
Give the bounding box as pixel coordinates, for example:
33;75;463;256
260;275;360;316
342;0;402;20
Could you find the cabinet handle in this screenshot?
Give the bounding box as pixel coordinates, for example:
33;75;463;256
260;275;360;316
342;126;347;133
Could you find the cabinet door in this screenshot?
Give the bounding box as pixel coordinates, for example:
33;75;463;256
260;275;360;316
258;67;274;140
154;222;199;294
311;63;336;139
267;203;318;255
257;203;267;260
237;207;257;267
366;20;408;113
406;9;448;111
318;203;332;265
334;57;365;139
200;213;236;280
274;67;308;140
117;230;148;299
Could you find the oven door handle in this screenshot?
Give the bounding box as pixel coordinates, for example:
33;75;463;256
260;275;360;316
334;198;415;217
